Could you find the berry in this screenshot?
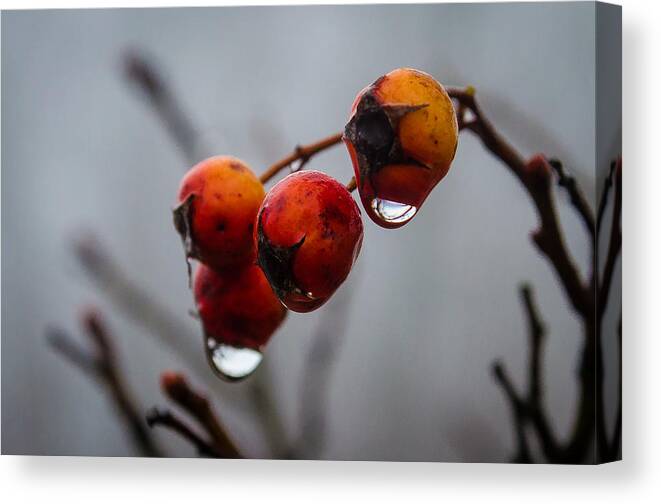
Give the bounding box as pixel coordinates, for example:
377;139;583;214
344;68;458;228
256;171;363;313
174;156;264;272
194;263;286;353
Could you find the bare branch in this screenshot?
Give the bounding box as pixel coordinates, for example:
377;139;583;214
47;310;161;457
74;234;203;372
146;407;218;457
447;87;590;318
597;160;618;233
599;158;622;319
290;287;353;459
547;158;596;239
520;284;545;406
160;372;241;458
492;361;531;463
124;50;203;164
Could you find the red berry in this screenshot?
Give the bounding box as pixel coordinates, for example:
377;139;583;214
256;171;363;313
193;263;287;380
175;156;264;272
344;68;458;228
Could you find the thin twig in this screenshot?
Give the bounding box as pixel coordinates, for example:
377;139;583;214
493;285;560;463
259;132;343;184
146;407;218;457
47;310;161;457
248;361;291;458
547;158;596;239
597;160;618;234
74;234;203;372
609;316;622;460
290;286;353;459
160;372;241;458
124;50;203;164
492;362;531;463
599;158;622;319
596;159;622;461
521;285;545;407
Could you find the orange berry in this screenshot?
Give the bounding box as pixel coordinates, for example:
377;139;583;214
174;156;264;272
344;68;458;228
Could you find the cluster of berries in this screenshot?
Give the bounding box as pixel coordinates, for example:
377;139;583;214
174;68;458;380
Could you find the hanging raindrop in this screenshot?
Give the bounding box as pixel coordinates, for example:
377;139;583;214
204;337;263;381
370;197;418;225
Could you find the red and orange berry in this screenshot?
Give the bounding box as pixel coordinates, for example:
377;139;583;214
344;68;458;228
255;171;363;313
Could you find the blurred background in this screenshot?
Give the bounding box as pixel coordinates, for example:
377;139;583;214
1;3;619;461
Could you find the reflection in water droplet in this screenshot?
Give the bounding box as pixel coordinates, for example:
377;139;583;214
205;338;263;381
370;198;417;224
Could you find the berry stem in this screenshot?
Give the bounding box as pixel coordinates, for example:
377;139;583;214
345;176;357;193
260;132;343;184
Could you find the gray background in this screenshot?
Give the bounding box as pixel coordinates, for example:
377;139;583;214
1;3;618;461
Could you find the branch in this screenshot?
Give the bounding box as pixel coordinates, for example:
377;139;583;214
146;407;218;457
124;50;203;164
547;158;595;239
492;361;532;463
158;372;241;458
521;285;545;407
47;309;161;457
599;158;622;319
259;132;343;184
248;362;291;458
448;87;590;317
597;160;618;234
493;285;560;463
290;286;353;459
596;159;622;461
609;316;622;459
74;234;203;373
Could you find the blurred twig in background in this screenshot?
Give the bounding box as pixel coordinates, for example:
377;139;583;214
147;372;241;458
74;234;202;372
288;287;354;459
124;51;205;164
47;309;161;457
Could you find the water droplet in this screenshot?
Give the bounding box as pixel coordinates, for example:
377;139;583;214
370;198;417;224
205;338;263;381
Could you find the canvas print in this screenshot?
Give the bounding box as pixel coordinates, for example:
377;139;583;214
1;2;622;463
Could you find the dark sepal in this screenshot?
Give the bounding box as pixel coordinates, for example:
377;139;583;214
256;210;308;303
172;193;200;287
344;91;431;192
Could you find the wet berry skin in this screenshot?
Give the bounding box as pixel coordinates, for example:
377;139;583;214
344;68;458;228
256;170;363;313
193;263;287;350
175;156;265;272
